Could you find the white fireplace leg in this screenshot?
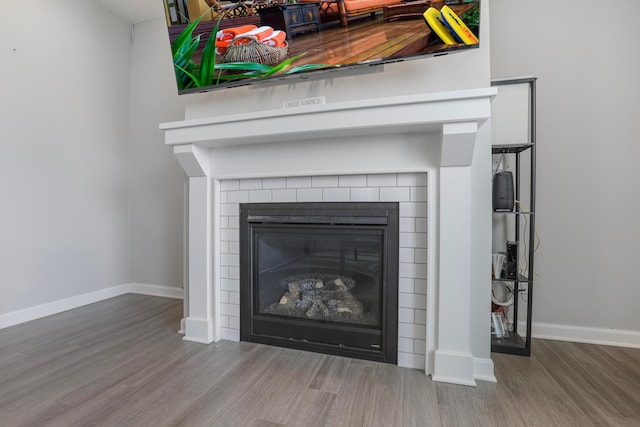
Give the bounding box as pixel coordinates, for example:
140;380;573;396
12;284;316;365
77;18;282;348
432;122;478;386
173;144;218;343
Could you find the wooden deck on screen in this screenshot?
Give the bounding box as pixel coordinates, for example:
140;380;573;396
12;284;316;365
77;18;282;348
287;16;444;67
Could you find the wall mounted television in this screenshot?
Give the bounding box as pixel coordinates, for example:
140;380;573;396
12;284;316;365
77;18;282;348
162;0;480;94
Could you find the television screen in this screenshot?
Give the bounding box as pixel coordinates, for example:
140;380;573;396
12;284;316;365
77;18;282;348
163;0;480;94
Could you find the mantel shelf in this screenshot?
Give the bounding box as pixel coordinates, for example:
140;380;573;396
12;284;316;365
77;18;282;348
161;88;496;150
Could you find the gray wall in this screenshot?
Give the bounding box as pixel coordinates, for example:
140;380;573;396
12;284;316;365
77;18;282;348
128;19;186;288
0;0;132;315
490;0;640;333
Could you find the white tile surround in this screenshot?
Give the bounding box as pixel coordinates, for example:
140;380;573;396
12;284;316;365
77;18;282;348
161;89;498;386
218;173;428;369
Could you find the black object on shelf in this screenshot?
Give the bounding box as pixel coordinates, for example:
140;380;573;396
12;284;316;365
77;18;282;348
258;2;321;40
493;171;514;212
491;76;537;357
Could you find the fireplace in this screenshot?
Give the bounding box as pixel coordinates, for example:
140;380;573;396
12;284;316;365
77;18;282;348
161;89;498;385
240;202;399;363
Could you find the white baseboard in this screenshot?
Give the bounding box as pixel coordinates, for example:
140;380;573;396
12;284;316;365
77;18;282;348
128;282;184;299
0;284;130;330
474;357;497;383
0;283;184;331
519;321;640;349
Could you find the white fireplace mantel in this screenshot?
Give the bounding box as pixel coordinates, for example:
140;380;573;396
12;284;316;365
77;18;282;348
161;88;497;386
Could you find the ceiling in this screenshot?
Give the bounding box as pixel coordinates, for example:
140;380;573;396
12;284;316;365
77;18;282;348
94;0;165;24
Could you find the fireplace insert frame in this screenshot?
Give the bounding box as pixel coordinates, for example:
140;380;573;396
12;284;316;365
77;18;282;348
240;202;399;364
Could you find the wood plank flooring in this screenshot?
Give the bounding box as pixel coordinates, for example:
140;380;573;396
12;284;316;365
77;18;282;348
1;294;639;426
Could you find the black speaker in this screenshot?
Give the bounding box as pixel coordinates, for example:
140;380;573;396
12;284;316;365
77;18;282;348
493;171;514;212
505;241;518;279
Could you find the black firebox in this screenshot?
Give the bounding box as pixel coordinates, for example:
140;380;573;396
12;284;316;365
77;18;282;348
239;202;399;364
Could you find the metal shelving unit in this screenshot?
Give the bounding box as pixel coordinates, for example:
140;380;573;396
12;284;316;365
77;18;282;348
491;77;537;356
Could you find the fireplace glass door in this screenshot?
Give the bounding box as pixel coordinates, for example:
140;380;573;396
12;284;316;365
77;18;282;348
240;202;398;363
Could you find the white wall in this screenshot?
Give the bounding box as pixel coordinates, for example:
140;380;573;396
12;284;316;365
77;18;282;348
0;0;132;315
128;19;186;288
490;0;640;338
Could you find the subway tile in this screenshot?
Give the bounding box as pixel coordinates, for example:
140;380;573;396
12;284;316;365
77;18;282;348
221;327;240;341
399;217;416;233
228;216;239;229
367;173;396;187
399;293;426;309
399;232;427;249
228;241;240;255
272;188;297;202
220;303;239;317
398;322;426;339
221;278;239;292
219;241;230;255
380;187;410;202
323;187;350;201
229;291;240;305
219;315;229;328
312;175;339;188
399;278;415;293
397;173;427;187
398;337;414;353
350;187;379;201
414;309;427;325
220;180;239;191
399;248;415;263
414;279;427;295
398;307;414;323
228;315;240;329
239;178;263;190
410;186;428;202
399;262;427;280
413;339;426;355
220;203;239;216
397;352;425;370
262;177;286;189
227;191;249;203
286;176;311;188
415;218;428;233
228;266;240;280
249;189;272;202
414;248;427;264
338;174;366;187
220;290;229;304
219;216;229;229
220;228;239;242
399;202;427;218
219;265;229;279
297;188;323;202
221;254;240;267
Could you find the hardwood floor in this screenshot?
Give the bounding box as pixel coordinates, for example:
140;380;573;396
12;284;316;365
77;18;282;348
1;294;638;426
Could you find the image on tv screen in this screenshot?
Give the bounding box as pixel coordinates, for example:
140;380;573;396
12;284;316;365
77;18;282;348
162;0;480;93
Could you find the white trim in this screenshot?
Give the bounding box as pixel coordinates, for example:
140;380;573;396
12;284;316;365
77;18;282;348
526;322;640;349
0;283;184;331
474;357;497;383
183;316;214;343
128;283;184;299
432;350;476;386
0;284;129;330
